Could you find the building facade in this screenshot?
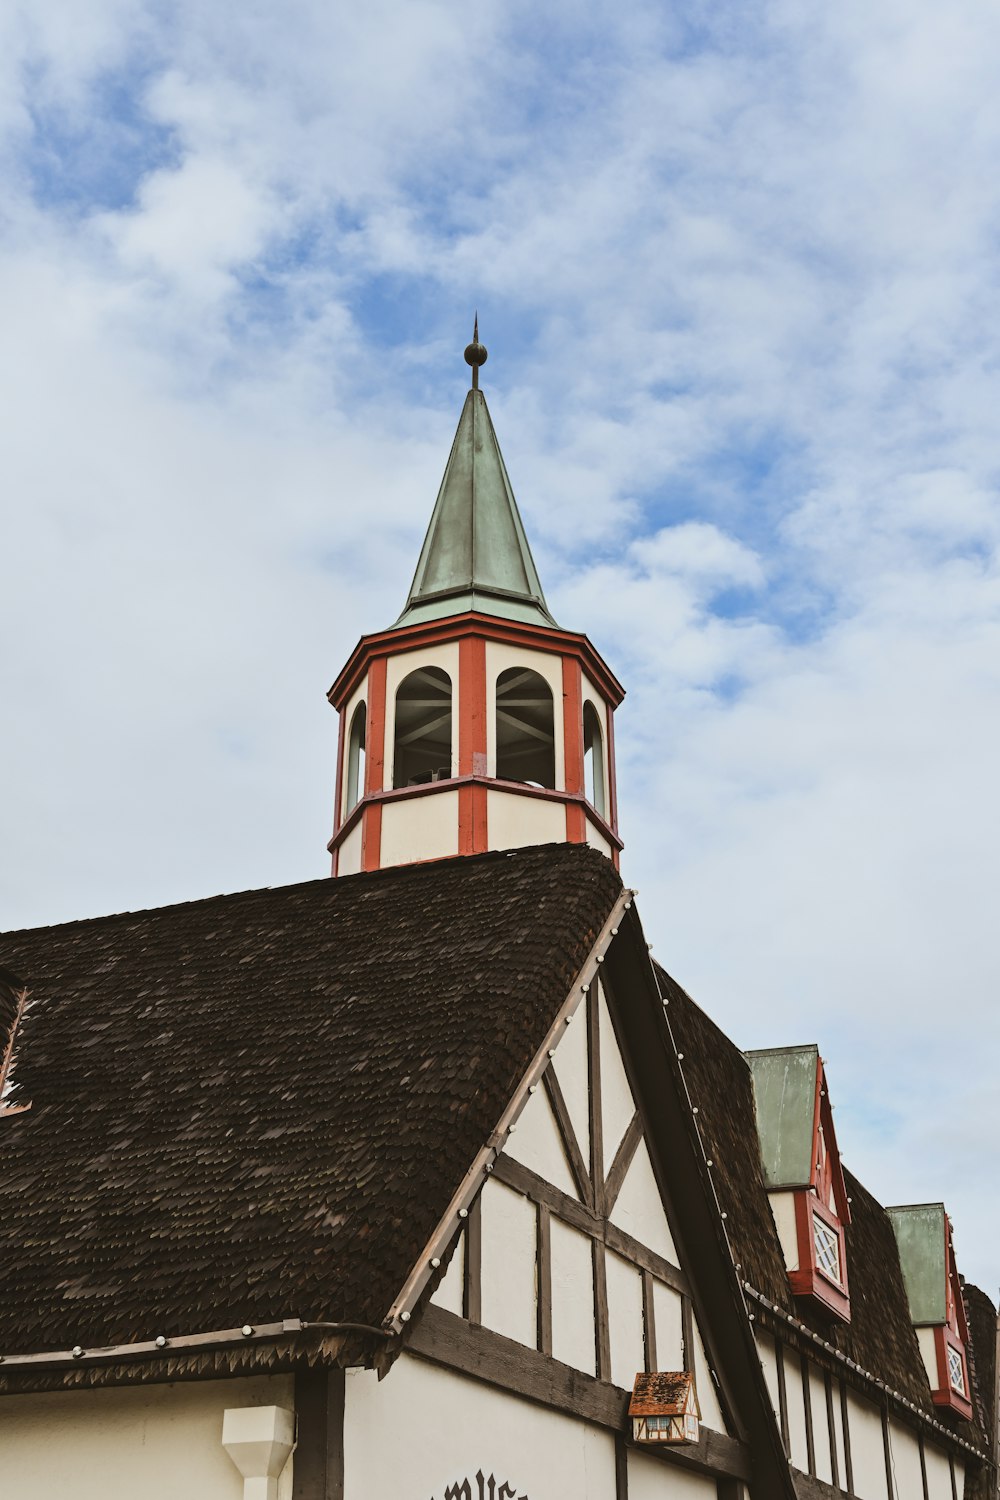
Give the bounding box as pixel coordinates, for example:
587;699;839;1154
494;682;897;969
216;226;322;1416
1;334;996;1500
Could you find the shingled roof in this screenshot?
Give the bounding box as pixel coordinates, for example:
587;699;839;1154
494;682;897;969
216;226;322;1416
656;965;995;1464
0;843;620;1373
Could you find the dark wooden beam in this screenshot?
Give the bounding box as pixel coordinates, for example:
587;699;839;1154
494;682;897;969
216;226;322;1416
493;1153;689;1296
791;1469;844;1500
543;1066;593;1206
881;1402;893;1500
537;1203;552;1357
641;1269;657;1374
594;1238;611;1382
824;1369;840;1491
802;1354;816;1477
918;1431;930;1500
408;1304;752;1483
292;1368;344;1500
588;986;605;1213
605;1111;643;1215
775;1338;790;1456
839;1378;854;1496
464;1195;482;1326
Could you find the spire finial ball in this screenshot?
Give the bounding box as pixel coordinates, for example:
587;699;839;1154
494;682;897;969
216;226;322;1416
464;312;487;373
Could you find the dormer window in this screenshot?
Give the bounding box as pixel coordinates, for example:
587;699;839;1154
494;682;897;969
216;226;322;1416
888;1203;973;1421
746;1045;851;1323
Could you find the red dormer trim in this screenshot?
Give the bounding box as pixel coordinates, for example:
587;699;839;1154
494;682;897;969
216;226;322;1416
931;1220;973;1420
787;1059;852;1323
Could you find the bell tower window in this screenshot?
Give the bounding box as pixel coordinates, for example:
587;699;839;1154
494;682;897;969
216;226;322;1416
495;668;555;788
393;667;453;788
346;702;367;811
583;703;606;818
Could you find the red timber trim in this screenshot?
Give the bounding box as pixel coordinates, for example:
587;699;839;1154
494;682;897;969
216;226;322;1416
330;703;347;875
562;657;586;845
327;776;624;857
604;691;621;870
787;1058;851;1323
458;636;488;855
329;612;624;713
928;1217;973;1419
361;659;387;871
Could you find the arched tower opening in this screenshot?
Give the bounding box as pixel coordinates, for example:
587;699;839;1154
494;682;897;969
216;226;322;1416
495;667;555;788
392;666;453;788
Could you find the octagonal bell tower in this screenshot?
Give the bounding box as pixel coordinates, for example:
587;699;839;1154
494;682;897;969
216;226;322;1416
328;324;624;876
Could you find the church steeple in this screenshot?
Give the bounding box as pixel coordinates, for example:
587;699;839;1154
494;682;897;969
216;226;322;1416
327;327;625;877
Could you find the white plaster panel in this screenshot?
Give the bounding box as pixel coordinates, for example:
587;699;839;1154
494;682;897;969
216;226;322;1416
340;674;369;820
609;1138;678;1264
652;1279;685;1370
756;1330;782;1427
379;789;459;866
598;982;636;1176
831;1377;848;1489
385;641;460;787
605;1249;645;1391
551;999;590;1171
924;1442;955;1500
485;639;566;790
584;815;613;857
918;1326;940;1390
504;1082;579;1199
627;1447;718;1500
480;1178;537;1350
783;1344;809;1472
336;819;363;877
0;1376;294;1500
430;1228;465;1316
486;788;566;852
551;1215;596;1376
344;1356;616;1500
886;1417;924;1499
846;1388;889;1500
693;1317;727;1434
808;1363;833;1485
769;1190;800;1272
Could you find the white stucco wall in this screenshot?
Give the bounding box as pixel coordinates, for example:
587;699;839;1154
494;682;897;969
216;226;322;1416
379;788;459;866
337;818;364;876
691;1319;726;1435
923;1441;956;1500
485;640;566;790
486;788;565;852
886;1416;924;1499
626;1446;718;1500
385;642;460;787
808;1362;833;1485
768;1191;800;1273
782;1344;810;1473
652;1279;685;1370
756;1330;781;1428
550;1215;596;1376
584;816;613;857
609;1139;678;1264
846;1388;889;1500
605;1248;645;1391
480;1177;538;1350
830;1376;848;1488
504;1083;579;1199
598;985;635;1177
551;996;590;1167
344;1355;617;1499
917;1326;940;1391
0;1375;294;1500
431;1227;466;1316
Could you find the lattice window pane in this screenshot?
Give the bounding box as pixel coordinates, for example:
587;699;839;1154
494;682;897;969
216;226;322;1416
948;1345;966;1394
813;1215;842;1284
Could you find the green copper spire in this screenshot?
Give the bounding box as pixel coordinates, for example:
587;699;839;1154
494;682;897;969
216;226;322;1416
396;324;556;628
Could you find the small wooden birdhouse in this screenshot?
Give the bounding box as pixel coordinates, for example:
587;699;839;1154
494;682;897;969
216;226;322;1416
628;1372;700;1446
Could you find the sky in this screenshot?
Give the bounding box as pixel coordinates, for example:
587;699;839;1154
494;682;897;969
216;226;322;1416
1;1;999;1294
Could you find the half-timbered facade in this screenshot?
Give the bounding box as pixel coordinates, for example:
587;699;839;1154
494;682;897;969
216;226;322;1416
0;334;996;1500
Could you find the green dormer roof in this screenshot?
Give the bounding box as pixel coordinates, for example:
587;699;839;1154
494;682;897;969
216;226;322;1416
397;386;556;628
745;1045;819;1190
886;1203;948;1325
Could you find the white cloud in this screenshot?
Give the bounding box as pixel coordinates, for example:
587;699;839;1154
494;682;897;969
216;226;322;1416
1;0;999;1292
